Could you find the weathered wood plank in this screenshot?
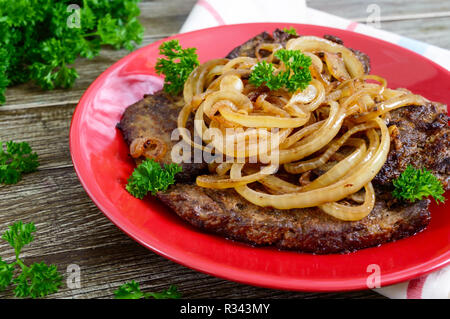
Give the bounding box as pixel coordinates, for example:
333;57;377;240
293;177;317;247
356;11;450;23
308;0;450;20
380;16;450;49
0;167;385;299
308;0;450;49
0;104;75;169
142;0;450;20
139;0;197;18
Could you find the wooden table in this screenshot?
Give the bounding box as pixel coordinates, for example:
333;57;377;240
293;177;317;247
1;0;448;299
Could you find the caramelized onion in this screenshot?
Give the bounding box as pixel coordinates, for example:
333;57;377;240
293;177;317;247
278;101;346;163
300;138;367;191
353;94;426;122
320;183;375;221
323;52;351;81
219;105;309;128
284;121;377;173
174;40;414;221
197;164;278;189
130;137;167;161
286;36;365;77
232;117;389;209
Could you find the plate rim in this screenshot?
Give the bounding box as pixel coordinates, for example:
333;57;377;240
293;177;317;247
70;22;450;292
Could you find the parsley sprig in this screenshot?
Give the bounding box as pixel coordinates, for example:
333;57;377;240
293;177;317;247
126;159;182;199
249;49;312;92
114;281;181;299
392;165;445;204
0;0;144;105
283;26;299;36
0;221;62;298
155;39;200;95
0;141;39;185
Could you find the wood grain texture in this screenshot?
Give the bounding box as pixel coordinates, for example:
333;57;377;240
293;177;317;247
0;167;384;299
381;17;450;49
1;0;447;299
309;0;450;49
0;104;75;169
139;0;197;18
307;0;450;20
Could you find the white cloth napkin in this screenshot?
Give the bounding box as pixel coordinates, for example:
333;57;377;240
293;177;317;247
179;0;450;299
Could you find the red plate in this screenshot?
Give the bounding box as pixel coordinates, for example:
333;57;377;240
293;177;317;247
70;23;450;291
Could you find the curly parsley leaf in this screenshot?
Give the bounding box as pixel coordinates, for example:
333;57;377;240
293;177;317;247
14;262;62;299
0;48;10;104
249;49;312;92
146;285;181;299
275;49;312;91
0;141;39;185
392;165;445;204
0;0;144;105
249;60;280;90
114;280;145;299
126;159;182;199
0;257;14;290
155;39;200;95
0;221;63;298
96;14;144;51
283;26;298;36
115;281;181;299
30;38;80;90
2;221;36;258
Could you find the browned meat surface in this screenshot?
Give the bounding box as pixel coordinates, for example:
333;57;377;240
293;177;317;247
226;29;371;74
374;102;450;190
117;31;449;254
118;92;179;149
158;184;430;253
323;34;344;44
117;91;207;182
226;31;274;59
118;91;447;253
323;34;371;74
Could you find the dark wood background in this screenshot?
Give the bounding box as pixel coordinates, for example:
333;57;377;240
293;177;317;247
1;0;448;299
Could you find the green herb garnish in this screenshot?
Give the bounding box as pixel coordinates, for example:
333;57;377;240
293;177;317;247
0;0;144;105
0;221;62;298
126;159;182;199
114;281;181;299
283;26;298;36
392;165;445;204
0;141;39;184
155;39;200;95
249;49;312;92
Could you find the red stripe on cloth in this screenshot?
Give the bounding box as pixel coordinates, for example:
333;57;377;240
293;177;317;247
197;0;226;25
406;276;427;299
346;21;358;31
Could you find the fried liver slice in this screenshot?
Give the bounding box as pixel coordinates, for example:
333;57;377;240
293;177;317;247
118;30;448;253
